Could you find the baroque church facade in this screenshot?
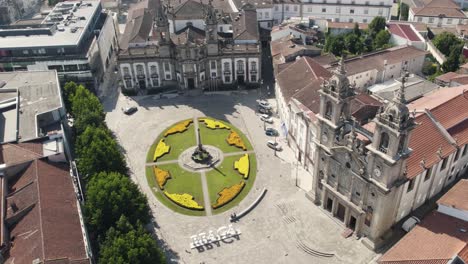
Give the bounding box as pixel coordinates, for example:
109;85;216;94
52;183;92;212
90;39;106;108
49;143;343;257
117;0;261;93
311;61;416;248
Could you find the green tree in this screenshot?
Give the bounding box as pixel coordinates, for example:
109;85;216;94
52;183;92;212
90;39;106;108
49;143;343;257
70;85;105;134
345;34;364;54
369;16;387;37
99;216;165;264
441;44;463;72
400;2;409;21
63;81;78;111
324;35;346;56
433;32;463;57
76;127;127;178
84;172;150;237
353;23;361;38
422;61;438;76
373;30;391;49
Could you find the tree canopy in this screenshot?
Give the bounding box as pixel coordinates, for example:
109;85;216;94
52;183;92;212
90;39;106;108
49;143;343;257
76;126;127;178
70;85;105;134
345;33;364;54
84;172;150;237
369;16;387;37
373;30;391;49
99;216;165;264
433;32;464;57
324;35;346;56
442;44;464;73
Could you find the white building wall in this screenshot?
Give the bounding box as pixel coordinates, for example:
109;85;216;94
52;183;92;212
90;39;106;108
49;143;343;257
437;204;468;221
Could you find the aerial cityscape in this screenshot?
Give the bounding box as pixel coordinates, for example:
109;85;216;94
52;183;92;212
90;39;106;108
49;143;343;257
0;0;467;263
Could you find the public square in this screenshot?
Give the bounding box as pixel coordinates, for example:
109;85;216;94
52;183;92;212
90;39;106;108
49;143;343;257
103;90;379;264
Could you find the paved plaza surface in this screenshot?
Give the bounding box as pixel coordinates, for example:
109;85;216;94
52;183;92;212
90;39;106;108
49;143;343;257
104;90;379;264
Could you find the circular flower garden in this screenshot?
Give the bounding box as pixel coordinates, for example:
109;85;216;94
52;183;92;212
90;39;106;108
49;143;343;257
145;117;257;216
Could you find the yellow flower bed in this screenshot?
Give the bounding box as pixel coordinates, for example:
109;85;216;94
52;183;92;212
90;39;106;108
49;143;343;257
212;181;245;209
154;166;171;189
199;118;230;129
226;130;247;150
234;154;250;179
164;191;204;210
153;139;170;161
164;120;193;137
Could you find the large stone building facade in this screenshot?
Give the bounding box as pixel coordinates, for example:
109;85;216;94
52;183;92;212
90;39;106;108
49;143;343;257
309;62;468;248
117;0;261;93
311;66;417;247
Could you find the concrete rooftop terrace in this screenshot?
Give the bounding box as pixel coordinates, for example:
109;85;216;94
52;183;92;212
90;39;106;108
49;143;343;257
0;71;63;143
0;0;100;49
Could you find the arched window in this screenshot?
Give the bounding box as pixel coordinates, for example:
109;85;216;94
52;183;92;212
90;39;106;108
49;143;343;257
379;132;389;153
122;67;130;76
150;65;157;74
136;64;144;75
237;60;244;72
224;62;230;71
325;102;333;120
388;110;396;122
251;61;257;71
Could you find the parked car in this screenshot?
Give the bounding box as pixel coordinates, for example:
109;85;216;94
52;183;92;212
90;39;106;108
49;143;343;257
402;216;420;232
122;106;138;115
267;140;282;151
257;100;272;110
265;128;279;136
258;107;271;114
261;115;274;124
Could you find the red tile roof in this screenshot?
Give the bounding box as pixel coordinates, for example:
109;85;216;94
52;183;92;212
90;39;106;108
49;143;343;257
435;72;461;83
406;112;457;178
379;211;468;264
0;142;43;166
388;23;423;42
5;159;88;264
412;0;466;18
437;179;468;211
276;56;331;103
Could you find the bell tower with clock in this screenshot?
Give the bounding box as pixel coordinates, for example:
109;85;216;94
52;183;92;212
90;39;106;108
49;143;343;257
366;72;416;189
310;58;355;202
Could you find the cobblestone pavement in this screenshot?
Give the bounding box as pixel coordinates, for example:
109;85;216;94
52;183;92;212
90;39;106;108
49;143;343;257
104;90;379;264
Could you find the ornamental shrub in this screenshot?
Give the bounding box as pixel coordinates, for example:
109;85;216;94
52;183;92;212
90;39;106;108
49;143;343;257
153;139;170;161
154;166;171;189
163;192;204;210
199;118;230;129
212;181;245;209
164;120;192;137
234;154;249;179
226;130;246;150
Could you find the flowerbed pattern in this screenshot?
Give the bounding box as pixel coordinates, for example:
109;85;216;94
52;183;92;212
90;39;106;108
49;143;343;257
212;181;245;209
234;154;249;179
154;166;171;189
163;191;204;210
199;118;230;129
226;130;247;150
164;119;193;137
153;139;170;161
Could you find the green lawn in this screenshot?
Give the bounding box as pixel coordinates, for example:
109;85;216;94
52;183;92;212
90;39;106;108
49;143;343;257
206;154;257;214
145;165;206;216
146;121;197;163
198;118;253;153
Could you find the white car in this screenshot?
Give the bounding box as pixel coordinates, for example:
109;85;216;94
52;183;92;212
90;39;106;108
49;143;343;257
267;140;282;151
258;100;272;110
261;115;273;124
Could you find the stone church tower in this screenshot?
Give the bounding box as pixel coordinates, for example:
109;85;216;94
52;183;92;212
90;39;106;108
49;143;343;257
311;64;416;248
